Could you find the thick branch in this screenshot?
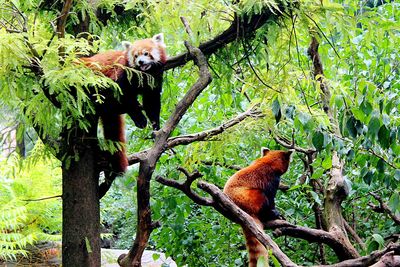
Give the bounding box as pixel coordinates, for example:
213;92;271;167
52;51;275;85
119;42;211;267
164;7;285;70
266;220;359;260
308;35;359;260
318;243;400;267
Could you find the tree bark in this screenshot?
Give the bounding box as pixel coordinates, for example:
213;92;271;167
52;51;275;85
61;120;101;267
119;42;212;267
308;36;359;260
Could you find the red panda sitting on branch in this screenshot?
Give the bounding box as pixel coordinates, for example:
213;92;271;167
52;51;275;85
223;148;292;267
80;33;167;175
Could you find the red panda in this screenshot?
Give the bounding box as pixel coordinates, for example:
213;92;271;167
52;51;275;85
80;33;167;175
223;148;292;267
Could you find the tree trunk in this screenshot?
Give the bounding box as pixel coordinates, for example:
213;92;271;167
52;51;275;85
61;122;101;267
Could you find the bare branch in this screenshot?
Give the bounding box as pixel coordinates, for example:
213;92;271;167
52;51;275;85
127;107;261;165
22;195;62;202
180;16;193;37
266;220;359;260
167;106;262;147
56;0;73;38
272;132;316;155
317;243;400;267
369;192;400;225
155;167;213;206
343;219;366;250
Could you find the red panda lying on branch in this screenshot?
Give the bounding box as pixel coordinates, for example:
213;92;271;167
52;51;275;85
81;33;167;175
224;148;292;267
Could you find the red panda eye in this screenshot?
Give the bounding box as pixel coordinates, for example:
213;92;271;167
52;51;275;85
144;52;149;56
134;55;138;58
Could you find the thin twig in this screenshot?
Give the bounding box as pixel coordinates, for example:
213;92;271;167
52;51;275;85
22;195;62;202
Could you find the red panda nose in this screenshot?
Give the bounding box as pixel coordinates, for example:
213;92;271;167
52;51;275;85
138;60;144;65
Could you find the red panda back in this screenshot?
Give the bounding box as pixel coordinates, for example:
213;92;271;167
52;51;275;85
223;149;292;267
80;50;128;81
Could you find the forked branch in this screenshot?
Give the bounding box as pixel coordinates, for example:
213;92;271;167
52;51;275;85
369;192;400;225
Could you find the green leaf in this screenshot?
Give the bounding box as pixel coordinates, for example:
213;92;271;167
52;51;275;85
376;159;385;173
284;105;295;120
389;194;400;212
311;168;325;179
85;237;92;253
372;234;384;247
368;116;381;138
271;97;281;123
361;100;373;116
270;251;280;267
395;170;400;181
152;253;161;261
322;156;332;170
298;112;311;126
312;131;325;151
352;108;366;122
346;115;358;138
378;125;390;148
363;171;373;185
367;240;379;254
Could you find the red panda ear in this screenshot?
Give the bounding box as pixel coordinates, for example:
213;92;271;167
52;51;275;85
286;149;294;160
152;33;165;47
122;41;132;51
261;147;270;157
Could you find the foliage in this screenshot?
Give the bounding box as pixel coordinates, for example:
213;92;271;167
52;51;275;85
0;147;61;261
0;0;399;265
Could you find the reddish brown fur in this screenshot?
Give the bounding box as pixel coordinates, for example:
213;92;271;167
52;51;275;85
81;51;129;174
101;113;128;173
80;50;127;81
79;35;167;175
243;218;269;267
223;149;292;267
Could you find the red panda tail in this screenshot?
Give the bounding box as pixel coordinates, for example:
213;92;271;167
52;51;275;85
242;218;269;267
101;114;128;174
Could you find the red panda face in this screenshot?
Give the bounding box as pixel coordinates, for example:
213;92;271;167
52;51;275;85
122;33;167;72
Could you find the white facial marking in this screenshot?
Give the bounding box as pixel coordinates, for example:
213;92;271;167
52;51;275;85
151;48;161;62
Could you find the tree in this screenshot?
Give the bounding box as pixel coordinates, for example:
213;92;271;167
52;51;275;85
0;0;399;266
